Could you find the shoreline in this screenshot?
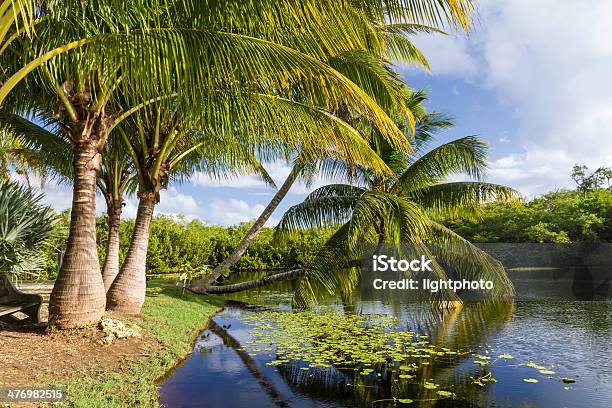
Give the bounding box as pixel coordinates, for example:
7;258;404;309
0;282;223;408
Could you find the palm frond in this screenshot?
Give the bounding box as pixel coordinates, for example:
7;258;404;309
408;181;520;220
394;135;488;193
0;110;73;182
275;185;363;239
427;221;516;298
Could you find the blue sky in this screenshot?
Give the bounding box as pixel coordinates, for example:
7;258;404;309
35;0;612;226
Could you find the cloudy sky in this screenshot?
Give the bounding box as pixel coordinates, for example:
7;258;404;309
38;0;612;226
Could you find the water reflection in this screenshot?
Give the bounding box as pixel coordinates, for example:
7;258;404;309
160;273;612;408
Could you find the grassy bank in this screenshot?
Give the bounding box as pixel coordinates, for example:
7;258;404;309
62;283;223;407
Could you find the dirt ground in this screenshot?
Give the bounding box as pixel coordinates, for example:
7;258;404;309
0;282;162;408
0;321;160;387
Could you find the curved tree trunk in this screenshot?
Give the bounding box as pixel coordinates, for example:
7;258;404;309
203;269;306;294
190;165;302;294
48;140;106;328
200;259;362;295
102;199;122;292
106;192;155;314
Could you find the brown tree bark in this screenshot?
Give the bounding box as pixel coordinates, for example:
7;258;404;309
203;269;306;294
48;140;106;328
101;199;123;292
190;165;302;294
106;191;155;314
198;260;361;295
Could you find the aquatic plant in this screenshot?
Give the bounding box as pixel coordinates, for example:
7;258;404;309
241;310;570;403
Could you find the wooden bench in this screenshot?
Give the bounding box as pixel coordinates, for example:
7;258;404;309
0;273;43;323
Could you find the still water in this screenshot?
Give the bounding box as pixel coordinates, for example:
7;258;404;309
159;271;612;407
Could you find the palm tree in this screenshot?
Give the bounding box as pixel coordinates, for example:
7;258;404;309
191;21;444;291
273;111;518;306
0;109;134;291
97;137;136;292
106;89;394;314
205;110;517;304
0;178;57;278
2;0;475;327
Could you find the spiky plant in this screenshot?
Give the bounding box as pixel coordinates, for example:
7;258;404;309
0;179;57;278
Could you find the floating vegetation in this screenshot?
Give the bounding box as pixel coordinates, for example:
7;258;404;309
240;310;567;402
243;311;468;370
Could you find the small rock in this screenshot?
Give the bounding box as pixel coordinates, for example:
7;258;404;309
98;318;141;344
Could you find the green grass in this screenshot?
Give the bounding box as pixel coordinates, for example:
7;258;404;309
60;282;223;407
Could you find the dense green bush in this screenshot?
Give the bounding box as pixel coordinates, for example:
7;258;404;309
447;189;612;243
40;213;334;280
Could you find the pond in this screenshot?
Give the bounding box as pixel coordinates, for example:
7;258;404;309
159;270;612;407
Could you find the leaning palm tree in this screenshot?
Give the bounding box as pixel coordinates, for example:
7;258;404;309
270;111;519;306
4;0;449;327
192;18;441;291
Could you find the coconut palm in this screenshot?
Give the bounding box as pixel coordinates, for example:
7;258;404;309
0;1;404;327
0;178;57;278
272;110;518;306
2;1;475;327
0;109;136;291
106;88;396;314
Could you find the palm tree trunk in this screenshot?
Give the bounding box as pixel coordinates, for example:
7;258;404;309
201;259;362;295
203;269;306;294
190;165;302;294
106;192;155;314
102;199;123;292
48;140;106;328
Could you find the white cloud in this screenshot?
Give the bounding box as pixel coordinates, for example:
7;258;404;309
121;187;205;221
408;32;479;79
37;182;74;213
192;160;291;189
405;0;612;196
207;198;278;227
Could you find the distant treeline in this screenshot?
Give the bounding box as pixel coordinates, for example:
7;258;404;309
446;189;612;243
41;213;334;280
39;188;612;280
